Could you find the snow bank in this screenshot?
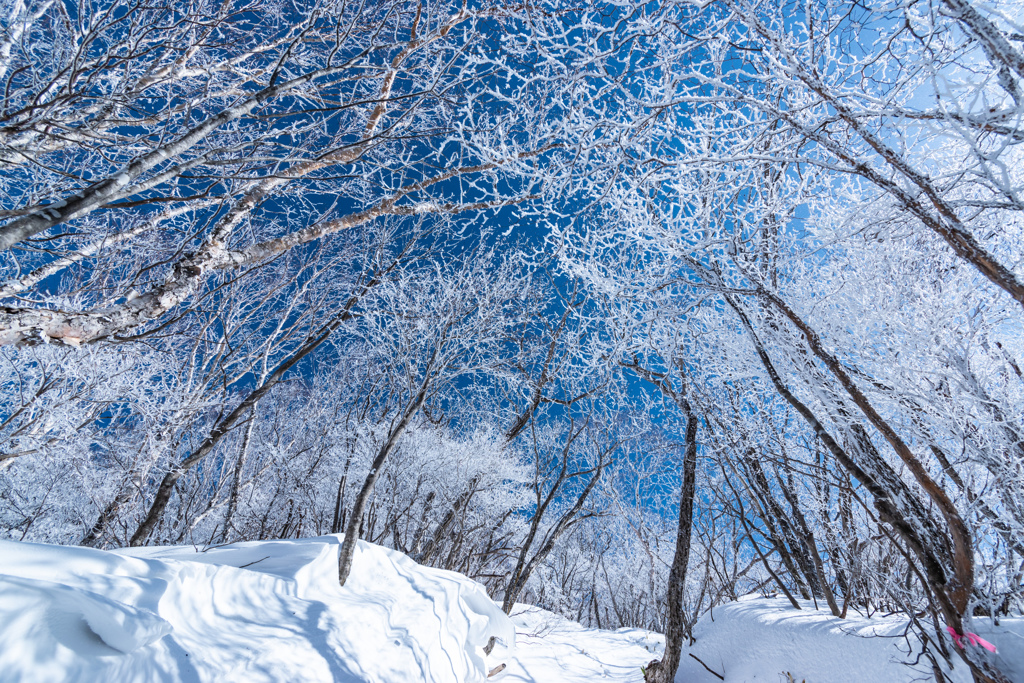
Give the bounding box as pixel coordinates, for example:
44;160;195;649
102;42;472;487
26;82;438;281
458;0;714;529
492;599;1023;683
676;596;1024;683
4;539;1022;683
0;536;513;683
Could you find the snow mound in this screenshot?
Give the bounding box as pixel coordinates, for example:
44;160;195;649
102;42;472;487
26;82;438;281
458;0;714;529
488;599;1023;683
676;597;1024;683
0;574;172;653
0;536;513;683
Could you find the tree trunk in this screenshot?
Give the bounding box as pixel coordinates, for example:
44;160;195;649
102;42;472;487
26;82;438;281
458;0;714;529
332;448;355;535
775;469;842;617
501;420;604;613
645;402;698;683
130;308;347;546
80;486;133;548
337;386;427;586
417;477;479;564
218;407;258;544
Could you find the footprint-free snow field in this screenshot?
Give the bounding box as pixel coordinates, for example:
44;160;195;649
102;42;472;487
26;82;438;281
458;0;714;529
0;535;511;682
1;536;1021;683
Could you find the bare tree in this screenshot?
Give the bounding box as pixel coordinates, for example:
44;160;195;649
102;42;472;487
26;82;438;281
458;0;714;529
336;250;532;585
500;407;620;613
0;0;578;346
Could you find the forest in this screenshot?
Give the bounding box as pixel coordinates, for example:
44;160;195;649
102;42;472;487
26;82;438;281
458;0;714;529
0;0;1022;681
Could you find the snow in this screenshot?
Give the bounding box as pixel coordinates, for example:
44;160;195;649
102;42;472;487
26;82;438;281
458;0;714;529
0;536;513;683
2;538;1022;683
671;597;1024;683
494;605;660;682
494;599;1024;683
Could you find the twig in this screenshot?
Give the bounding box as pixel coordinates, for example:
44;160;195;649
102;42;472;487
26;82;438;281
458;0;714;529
238;555;270;569
689;653;725;680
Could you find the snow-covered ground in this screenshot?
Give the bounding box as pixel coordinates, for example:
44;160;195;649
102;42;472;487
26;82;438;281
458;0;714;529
500;600;1024;683
0;535;511;683
1;536;1022;683
671;597;1023;683
497;605;659;682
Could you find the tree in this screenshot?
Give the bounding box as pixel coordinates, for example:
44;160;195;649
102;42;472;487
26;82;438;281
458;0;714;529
0;0;579;347
558;5;1024;669
500;403;622;613
616;358;699;683
336;250;533;585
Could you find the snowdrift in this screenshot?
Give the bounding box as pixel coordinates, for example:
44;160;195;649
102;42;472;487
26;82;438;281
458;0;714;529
674;596;1024;683
0;536;513;683
494;600;1024;683
4;536;1023;683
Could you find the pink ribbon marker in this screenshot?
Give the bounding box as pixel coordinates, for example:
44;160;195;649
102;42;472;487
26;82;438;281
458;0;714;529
947;627;998;653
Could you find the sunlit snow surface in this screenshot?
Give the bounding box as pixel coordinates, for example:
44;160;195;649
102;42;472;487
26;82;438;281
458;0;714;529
496;605;660;681
0;536;512;682
502;599;1024;683
1;536;1022;683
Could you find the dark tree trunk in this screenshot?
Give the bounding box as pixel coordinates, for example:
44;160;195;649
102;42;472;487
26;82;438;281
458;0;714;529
332;447;355;535
81;486;133;547
337;386;426;586
644;400;698;683
130;304;353;546
417;478;478;565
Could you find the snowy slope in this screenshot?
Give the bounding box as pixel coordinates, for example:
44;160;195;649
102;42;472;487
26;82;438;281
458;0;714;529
3;537;1022;683
671;597;1024;683
492;600;1024;683
0;536;513;683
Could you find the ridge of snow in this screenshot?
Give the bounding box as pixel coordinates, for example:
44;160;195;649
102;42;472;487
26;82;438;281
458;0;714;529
0;535;513;683
3;537;1022;683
